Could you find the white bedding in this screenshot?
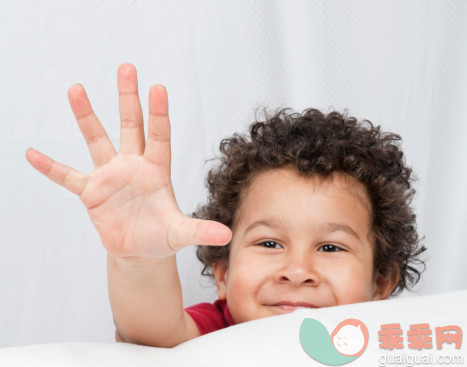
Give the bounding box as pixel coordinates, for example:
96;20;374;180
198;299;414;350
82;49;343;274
1;289;466;367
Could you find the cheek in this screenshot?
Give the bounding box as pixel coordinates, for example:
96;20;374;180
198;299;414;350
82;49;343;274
323;258;375;303
226;253;273;295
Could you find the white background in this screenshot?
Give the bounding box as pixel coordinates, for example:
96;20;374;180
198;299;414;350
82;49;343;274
1;0;466;348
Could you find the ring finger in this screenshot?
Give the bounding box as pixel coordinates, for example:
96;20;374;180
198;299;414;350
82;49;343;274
67;85;117;168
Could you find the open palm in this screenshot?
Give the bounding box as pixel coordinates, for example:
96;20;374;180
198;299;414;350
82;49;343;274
26;63;231;259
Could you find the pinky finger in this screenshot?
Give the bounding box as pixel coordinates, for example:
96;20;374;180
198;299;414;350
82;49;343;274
25;148;87;196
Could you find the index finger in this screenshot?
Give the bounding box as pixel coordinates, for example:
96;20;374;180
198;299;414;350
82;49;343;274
144;84;171;173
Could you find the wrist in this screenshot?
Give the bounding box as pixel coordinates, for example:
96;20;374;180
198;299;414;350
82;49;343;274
108;252;173;270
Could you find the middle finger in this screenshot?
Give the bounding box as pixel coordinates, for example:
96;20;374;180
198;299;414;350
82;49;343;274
117;63;145;155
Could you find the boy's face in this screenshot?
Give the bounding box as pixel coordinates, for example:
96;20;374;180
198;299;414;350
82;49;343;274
213;166;398;325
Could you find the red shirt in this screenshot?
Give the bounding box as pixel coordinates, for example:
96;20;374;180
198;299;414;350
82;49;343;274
184;299;236;335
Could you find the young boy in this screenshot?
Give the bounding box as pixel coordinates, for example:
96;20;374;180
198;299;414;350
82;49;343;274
25;63;425;348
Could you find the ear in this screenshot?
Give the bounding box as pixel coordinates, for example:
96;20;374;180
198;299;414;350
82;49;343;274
212;262;229;300
371;267;400;301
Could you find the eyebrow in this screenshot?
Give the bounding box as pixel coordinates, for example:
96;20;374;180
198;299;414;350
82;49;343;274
242;218;362;241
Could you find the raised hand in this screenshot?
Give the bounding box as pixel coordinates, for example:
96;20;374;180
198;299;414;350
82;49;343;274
26;63;232;260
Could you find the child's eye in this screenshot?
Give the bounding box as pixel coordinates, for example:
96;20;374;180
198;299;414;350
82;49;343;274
255;242;344;251
318;244;343;252
257;241;283;249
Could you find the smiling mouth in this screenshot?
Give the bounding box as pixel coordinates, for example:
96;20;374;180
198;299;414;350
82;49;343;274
269;302;319;311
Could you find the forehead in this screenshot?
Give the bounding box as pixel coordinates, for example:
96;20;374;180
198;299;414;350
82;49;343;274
232;166;372;234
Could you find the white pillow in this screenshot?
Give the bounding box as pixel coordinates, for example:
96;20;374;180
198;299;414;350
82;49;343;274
1;289;466;367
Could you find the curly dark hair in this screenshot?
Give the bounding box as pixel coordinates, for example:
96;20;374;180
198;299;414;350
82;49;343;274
191;107;426;296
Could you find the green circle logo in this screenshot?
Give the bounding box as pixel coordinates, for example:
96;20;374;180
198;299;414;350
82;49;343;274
299;318;369;365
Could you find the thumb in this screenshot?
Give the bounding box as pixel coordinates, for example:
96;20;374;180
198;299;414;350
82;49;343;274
168;214;232;252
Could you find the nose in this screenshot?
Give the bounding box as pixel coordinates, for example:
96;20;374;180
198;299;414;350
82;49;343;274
274;251;320;287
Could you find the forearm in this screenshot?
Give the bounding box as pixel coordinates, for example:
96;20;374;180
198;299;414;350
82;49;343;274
107;252;188;348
